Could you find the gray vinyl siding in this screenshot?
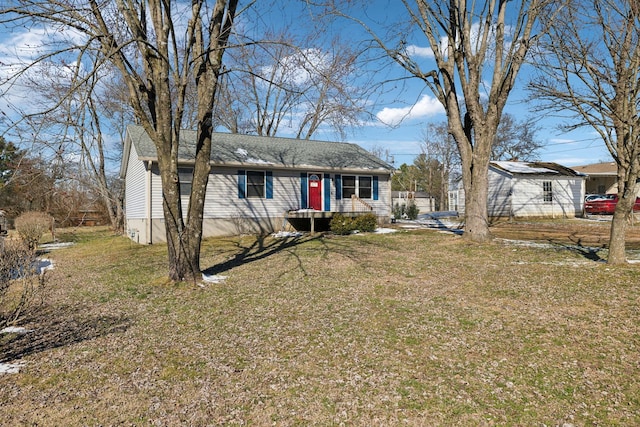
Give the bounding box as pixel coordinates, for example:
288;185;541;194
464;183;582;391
146;168;393;221
203;168;301;219
333;175;391;215
149;165;164;219
124;144;147;218
192;168;393;219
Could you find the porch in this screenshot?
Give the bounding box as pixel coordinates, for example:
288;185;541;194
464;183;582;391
286;195;375;233
285;210;376;233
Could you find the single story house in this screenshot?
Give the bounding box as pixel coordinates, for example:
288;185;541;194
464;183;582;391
571;161;638;196
572;162;617;195
120;125;394;244
450;161;586;218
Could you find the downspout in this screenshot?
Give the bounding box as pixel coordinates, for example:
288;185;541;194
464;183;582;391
146;162;152;244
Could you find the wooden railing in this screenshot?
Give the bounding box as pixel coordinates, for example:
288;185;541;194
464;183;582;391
351;194;373;212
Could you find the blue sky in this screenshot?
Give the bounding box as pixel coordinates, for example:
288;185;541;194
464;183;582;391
315;1;614;169
349;82;612;168
0;0;614;170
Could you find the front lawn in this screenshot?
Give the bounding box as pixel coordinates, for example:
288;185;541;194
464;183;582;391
1;227;639;425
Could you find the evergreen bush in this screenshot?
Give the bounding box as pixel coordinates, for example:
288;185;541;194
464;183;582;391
354;213;378;232
406;203;420;220
329;214;355;235
393;202;420;220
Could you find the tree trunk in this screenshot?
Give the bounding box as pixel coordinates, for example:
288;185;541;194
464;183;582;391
156;151;201;283
462;152;492;242
608;206;629;264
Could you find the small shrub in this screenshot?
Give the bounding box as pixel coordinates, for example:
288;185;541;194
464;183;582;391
330;213;378;234
406;203;420;220
330;214;355;235
393;202;405;220
393;202;419;220
14;211;52;250
0;239;47;329
354;213;378;232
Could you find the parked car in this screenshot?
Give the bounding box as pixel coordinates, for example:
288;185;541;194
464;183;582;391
584;194;640;214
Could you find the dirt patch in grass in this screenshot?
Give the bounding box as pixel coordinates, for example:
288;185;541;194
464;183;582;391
1;226;639;425
490;218;640;250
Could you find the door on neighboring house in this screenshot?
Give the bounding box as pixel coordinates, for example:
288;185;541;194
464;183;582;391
308;173;322;210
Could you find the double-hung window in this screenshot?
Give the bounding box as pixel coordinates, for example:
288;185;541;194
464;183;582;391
178;167;193;196
238;170;273;199
341;175;374;199
246;171;265;198
359;176;372;199
543;181;553;203
342;175;357;198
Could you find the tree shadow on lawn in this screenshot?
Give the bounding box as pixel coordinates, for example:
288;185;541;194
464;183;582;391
202;233;326;276
0;305;131;363
545;233;606;262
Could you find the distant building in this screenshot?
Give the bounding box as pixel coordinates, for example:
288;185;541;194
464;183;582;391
449;161;586;219
571;162;620;195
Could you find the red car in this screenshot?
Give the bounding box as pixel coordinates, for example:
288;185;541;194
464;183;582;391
584;194;640;214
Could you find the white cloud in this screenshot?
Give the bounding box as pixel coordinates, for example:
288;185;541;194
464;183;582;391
405;44;434;59
0;25;88;117
261;48;330;87
376;95;444;126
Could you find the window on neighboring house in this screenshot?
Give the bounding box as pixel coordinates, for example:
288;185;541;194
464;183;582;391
178;167;193;196
543;181;553;202
341;175;373;199
246;171;265;198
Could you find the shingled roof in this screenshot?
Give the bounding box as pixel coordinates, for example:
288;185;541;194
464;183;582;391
124;125;393;173
571;162;616;176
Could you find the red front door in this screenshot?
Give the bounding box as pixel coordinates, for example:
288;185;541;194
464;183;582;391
308;173;322;210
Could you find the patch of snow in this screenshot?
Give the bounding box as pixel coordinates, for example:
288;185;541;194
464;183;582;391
1;326;33;334
38;259;54;274
245;157;273;165
272;231;304;238
493;161;560;174
233;148;273;165
374;228;397;234
0;362;25;374
38;242;74;250
201;274;228;284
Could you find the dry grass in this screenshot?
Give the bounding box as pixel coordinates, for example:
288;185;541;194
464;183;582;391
1;223;640;425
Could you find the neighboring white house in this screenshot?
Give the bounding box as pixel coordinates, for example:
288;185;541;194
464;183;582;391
120;125;394;244
449;161;586;218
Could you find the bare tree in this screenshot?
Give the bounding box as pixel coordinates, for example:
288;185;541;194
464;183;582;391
0;0;239;281
422;122;461;210
492;115;542;162
529;0;640;264
13;63;126;231
217;32;371;140
322;0;559;242
421;114;541;212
